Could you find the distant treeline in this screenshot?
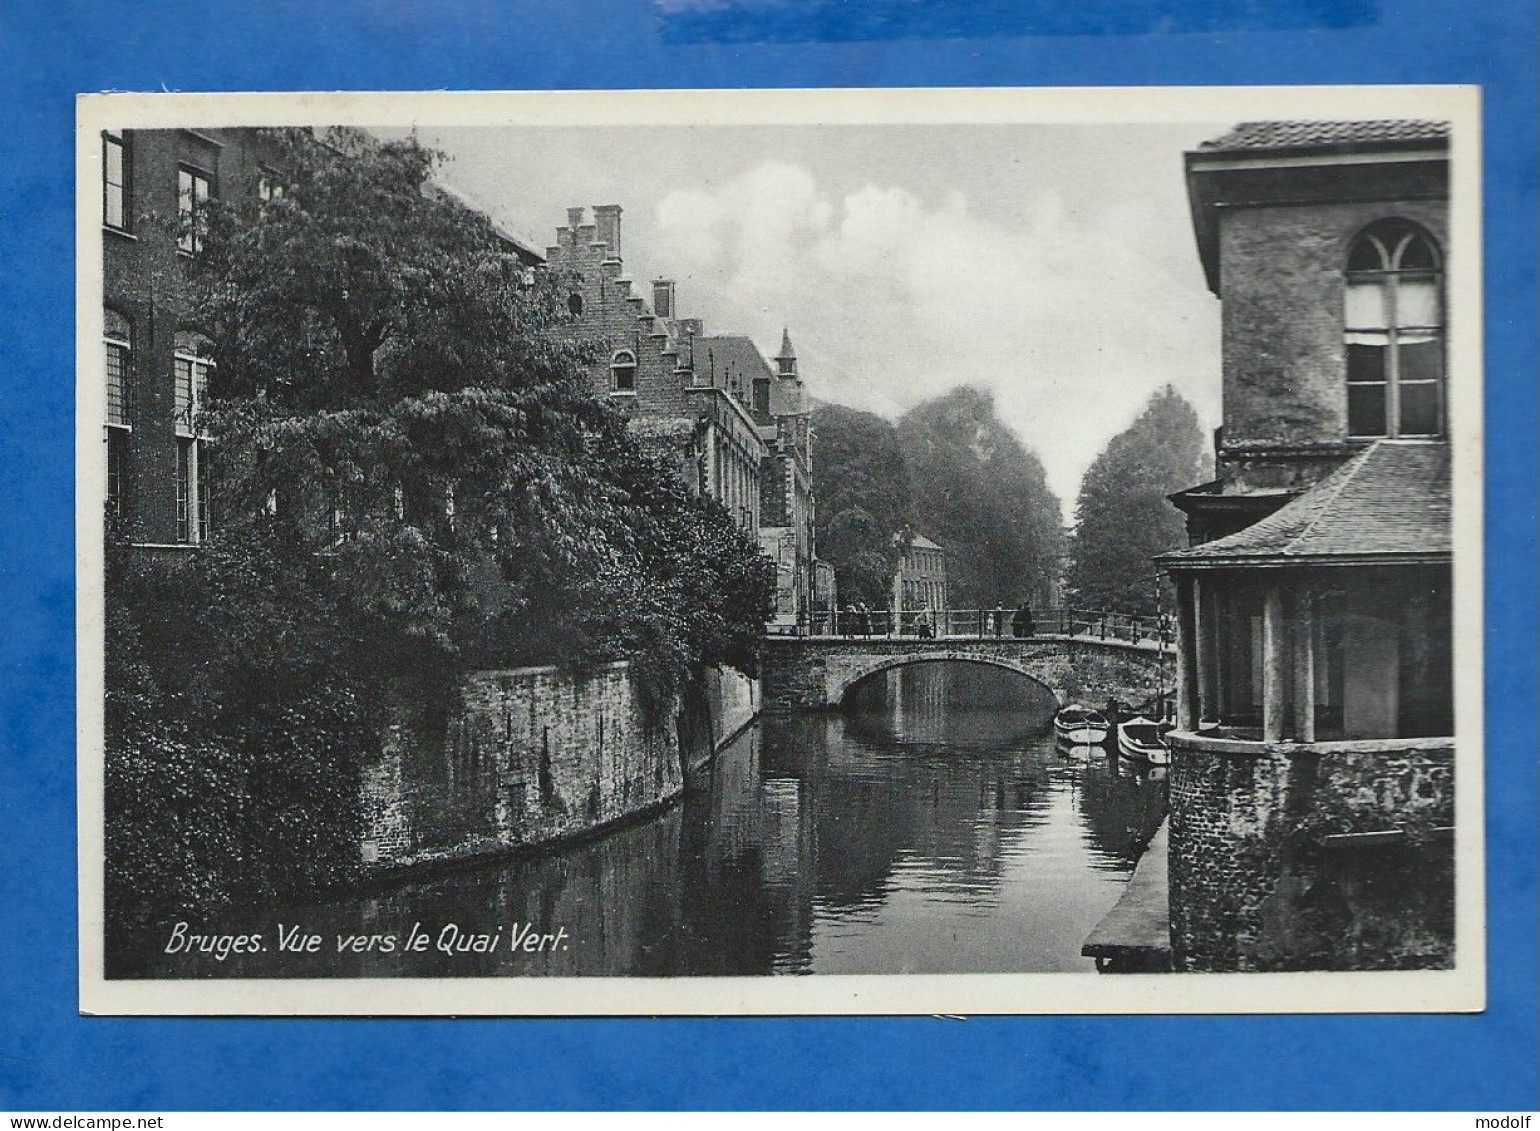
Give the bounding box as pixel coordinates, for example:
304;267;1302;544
813;383;1204;617
812;386;1063;610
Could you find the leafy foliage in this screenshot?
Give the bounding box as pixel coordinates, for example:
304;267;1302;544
896;386;1064;608
105;127;773;933
1065;384;1204;614
810;403;915;605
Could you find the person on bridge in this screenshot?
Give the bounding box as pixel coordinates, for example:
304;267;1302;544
1011;602;1036;638
915;608;934;639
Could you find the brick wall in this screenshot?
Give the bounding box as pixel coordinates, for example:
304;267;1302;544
1218;198;1448;463
1167;733;1455;971
360;662;756;872
102;127;287;545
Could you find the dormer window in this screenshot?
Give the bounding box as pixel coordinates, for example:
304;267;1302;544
1344;219;1444;439
610;350;637;394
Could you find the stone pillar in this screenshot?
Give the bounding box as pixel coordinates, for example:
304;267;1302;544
1175;575;1198;730
1262;583;1287;743
1291;585;1316;743
1193;576;1218;724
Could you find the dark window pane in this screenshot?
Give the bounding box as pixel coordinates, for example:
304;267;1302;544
176;441;192;542
106;428;128;519
1399;336;1444;382
1347;235;1386;272
1346;342;1386;384
1399;232;1439;270
1399;382;1441;436
1348;382;1387;436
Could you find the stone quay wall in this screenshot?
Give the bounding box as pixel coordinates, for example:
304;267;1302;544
360;662;757;872
759;635;1168;712
1166;732;1455;972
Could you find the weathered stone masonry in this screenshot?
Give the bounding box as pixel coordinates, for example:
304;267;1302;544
361;662;758;872
759;636;1169;712
1167;733;1454;972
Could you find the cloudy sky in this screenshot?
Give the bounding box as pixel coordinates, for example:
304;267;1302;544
394;122;1228;515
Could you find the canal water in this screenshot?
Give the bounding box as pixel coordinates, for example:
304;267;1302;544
112;662;1167;978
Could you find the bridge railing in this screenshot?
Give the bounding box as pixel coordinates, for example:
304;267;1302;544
796;607;1174;648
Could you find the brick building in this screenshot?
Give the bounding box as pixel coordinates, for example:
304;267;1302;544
544;206;821;625
1157;120;1455;971
891;534;948;620
100;127;288;549
98;127;543;552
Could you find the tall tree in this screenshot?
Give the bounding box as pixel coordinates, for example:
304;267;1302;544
1066;384;1204;615
104;128;773;931
811;403;915;605
173;127;771;688
897;386;1064;608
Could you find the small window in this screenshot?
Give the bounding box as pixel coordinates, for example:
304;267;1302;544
104;308;131;428
610;350;637;394
258;168;284;202
1344;219;1445;439
177;165;213;254
103;130;131;231
173;331;215;433
106;430;129;521
567;292;584;317
176;438;210;543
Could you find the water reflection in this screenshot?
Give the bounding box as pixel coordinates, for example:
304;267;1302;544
110;662;1167;978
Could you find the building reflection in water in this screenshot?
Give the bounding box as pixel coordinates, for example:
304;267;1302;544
112;661;1168;979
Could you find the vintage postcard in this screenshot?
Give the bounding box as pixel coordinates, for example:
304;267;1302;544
77;86;1483;1015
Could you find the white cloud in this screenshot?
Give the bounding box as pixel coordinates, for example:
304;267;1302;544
655;160;1220;513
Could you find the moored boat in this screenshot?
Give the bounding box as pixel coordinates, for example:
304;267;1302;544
1054;704;1110;746
1116;716;1170;766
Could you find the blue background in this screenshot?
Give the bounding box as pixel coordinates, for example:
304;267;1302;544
0;0;1534;1111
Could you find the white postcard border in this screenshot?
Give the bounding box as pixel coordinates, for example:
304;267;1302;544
76;84;1484;1016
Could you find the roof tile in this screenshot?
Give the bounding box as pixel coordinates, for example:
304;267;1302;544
1198;119;1450;153
1163;441;1451;565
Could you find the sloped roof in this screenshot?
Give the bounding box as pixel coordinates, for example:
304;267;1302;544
698;335;774;385
424;181;546;264
1160;441;1451;569
1197;120;1450;154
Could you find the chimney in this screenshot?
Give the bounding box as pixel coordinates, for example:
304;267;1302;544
593;204;623;259
652;279;676;319
566;206;585;230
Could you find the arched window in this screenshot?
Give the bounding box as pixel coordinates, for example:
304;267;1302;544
1344;220;1444;438
610;349;637;394
173;330;215;433
567;292;584;317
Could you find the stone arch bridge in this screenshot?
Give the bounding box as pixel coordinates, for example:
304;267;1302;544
759;635;1172;713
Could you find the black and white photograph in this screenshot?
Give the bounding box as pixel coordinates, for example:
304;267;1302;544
77;87;1482;1015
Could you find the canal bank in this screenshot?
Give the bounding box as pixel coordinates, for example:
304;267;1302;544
110;660;1170;978
360;662;759;876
